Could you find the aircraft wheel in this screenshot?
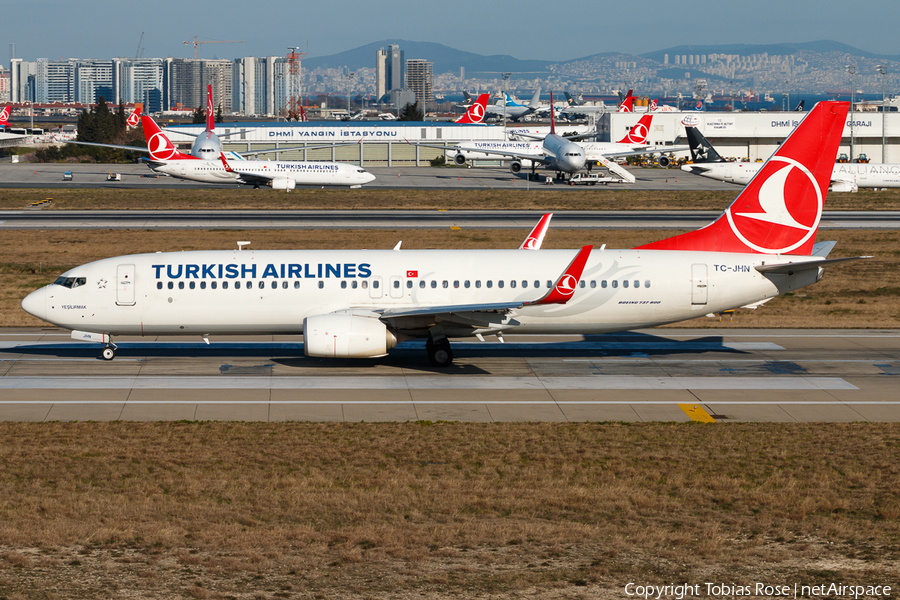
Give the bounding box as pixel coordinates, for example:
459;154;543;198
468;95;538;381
426;339;453;367
101;346;116;361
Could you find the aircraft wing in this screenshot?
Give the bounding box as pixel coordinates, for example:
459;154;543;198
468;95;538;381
64;140;148;153
409;141;553;165
586;145;690;159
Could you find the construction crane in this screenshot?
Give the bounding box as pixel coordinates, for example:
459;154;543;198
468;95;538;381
183;36;245;60
135;32;144;59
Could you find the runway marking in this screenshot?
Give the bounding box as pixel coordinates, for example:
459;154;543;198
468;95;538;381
0;376;858;390
0;401;892;405
678;404;717;423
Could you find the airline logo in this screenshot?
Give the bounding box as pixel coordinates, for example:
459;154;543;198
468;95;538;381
0;106;9;125
726;157;822;254
152;262;373;280
126;107;141;127
555;274;578;296
618;90;634;113
522;236;540;250
148;131;180;161
681;115;700;127
530;245;592;305
456;93;489;124
617;115;652;145
650;99;658;111
695;101;703;111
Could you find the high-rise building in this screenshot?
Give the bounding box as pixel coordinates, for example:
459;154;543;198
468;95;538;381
9;58;36;103
406;59;433;107
0;67;10;104
233;56;286;116
386;44;404;92
35;59;75;103
74;59;114;104
164;58;233;113
113;58;164;111
375;47;387;100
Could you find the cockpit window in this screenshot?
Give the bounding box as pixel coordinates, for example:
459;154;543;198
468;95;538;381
52;276;87;289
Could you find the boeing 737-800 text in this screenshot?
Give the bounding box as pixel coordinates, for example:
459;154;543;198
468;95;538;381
22;102;864;366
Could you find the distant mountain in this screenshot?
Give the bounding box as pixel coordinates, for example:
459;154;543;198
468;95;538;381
641;41;900;63
305;39;553;75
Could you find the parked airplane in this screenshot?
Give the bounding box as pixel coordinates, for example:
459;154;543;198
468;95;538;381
125;105;141;127
140;115;375;189
485;89;541;122
681;123;900;192
21;101;865;367
618;89;635;112
0;106;9;127
455;93;490;124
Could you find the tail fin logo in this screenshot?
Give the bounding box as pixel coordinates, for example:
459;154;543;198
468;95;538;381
522;236;539;250
555;274;578;296
619;115;652;144
726;157;822;253
0;106;9;123
148;132;178;161
469;102;485;121
126;107;141;127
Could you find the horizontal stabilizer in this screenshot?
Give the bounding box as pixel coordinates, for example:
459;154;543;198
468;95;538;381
755;255;871;275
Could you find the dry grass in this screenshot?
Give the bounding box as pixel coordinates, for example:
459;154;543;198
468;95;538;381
0;422;897;598
3;186;900;211
2;228;899;328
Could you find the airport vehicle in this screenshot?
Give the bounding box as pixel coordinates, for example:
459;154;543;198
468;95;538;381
62;171;72;181
454;93;490;124
22;102;866;368
681;124;900;192
140;115;375;189
106;172;121;181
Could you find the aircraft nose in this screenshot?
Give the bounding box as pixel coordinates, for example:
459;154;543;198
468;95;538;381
21;287;47;321
365;172;376;183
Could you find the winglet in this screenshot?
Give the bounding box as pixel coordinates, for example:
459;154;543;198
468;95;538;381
527;245;593;305
519;213;553;250
219;152;234;172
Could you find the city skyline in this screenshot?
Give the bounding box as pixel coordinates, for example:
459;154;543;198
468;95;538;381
2;0;898;63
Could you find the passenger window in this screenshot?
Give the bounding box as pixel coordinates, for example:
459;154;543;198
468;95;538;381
465;280;470;288
498;280;504;289
590;280;596;288
510;280;516;288
487;281;493;289
645;280;651;288
534;280;540;288
352;281;358;289
431;280;437;288
318;281;324;289
167;282;173;290
419;280;425;289
522;280;527;288
547;280;552;288
259;281;265;289
453;280;459;288
157;282;162;290
406;280;412;289
393;280;400;289
579;281;585;288
373;280;379;289
634;280;640;288
623;280;629;288
294;281;300;289
178;281;184;290
601;280;607;288
341;281;347;289
612;280;618;288
475;280;481;288
200;281;206;289
235;281;241;289
223;281;229;289
362;281;368;289
189;281;195;289
442;280;448;288
282;281;288;289
212;281;217;289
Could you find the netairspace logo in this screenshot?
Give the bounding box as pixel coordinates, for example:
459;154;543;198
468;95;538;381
624;582;892;599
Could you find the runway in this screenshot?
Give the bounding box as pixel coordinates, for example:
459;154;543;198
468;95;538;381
2;209;898;230
0;163;734;191
1;328;897;423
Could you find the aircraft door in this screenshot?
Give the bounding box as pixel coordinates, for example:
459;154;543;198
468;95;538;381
369;276;383;299
691;263;708;305
116;264;136;306
389;276;403;299
723;165;732;181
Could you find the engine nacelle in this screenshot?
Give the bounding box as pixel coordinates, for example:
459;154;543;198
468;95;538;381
453;153;467;166
509;160;523;174
657;155;670;168
303;313;398;358
270;177;296;190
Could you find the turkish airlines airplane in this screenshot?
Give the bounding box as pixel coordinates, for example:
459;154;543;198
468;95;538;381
681;124;900;192
0;106;10;127
141;115;375;189
125;105;141;127
22;101;866;367
455;93;490;124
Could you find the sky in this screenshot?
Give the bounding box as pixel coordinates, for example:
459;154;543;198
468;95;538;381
2;0;899;63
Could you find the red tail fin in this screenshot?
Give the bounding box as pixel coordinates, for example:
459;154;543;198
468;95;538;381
455;93;489;123
206;84;215;134
636;101;849;255
126;105;141;127
0;106;9;126
617;114;652;144
141;115;198;161
519;213;553;250
618;89;634;113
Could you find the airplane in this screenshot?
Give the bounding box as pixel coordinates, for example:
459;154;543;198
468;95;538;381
618;89;635;113
455;93;490;124
485;88;541;122
140;115;375;190
681;123;900;192
21;101;867;367
125;105;141;127
0;105;9;128
561;89;632;118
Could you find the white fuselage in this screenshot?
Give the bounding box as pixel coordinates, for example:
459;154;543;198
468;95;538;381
22;248;821;339
446;141;544;162
682;161;900;188
150;159;376;187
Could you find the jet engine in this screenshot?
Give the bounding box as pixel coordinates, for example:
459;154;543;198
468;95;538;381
303;313;398;358
509;160;523;174
270;178;296;190
657;155;670;168
453;153;467;166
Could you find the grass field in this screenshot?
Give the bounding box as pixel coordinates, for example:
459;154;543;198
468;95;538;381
0;422;897;599
3;187;900;211
2;228;899;329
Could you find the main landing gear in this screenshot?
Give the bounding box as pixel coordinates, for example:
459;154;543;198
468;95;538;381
425;330;453;368
101;341;118;361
